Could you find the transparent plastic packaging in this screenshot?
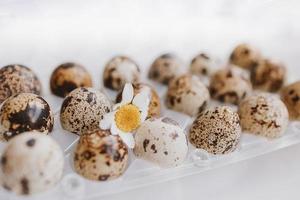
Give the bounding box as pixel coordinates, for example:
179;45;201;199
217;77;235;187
0;0;300;199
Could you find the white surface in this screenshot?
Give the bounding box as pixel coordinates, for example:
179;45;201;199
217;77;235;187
0;1;300;199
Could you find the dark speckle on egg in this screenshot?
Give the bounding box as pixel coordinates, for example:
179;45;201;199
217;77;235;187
0;64;42;104
0;93;54;141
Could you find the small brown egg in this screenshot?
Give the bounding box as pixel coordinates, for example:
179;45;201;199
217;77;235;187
250;59;286;92
166;74;210;116
209;66;252;105
74;128;129;181
50;62;92;97
280;81;300;120
229;43;261;70
0;64;42;104
148;53;183;85
103;56;140;91
116;83;161;118
60;87;111;135
189;106;241;154
190;53;215;77
0;93;54;141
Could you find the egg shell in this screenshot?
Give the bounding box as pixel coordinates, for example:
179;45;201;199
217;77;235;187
209;66;252;105
116;83;161;118
74;129;129;181
0;93;54;141
166;74;210;116
1;132;64;195
134;117;188;168
238;93;289;138
250;59;286;92
148;53;184;85
60;87;111;135
50;62;92;97
190;53;215;77
103;56;140;91
0;64;42;104
229;43;261;70
280;81;300;120
189;106;241;154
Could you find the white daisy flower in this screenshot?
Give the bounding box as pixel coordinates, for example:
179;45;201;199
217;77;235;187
100;83;150;148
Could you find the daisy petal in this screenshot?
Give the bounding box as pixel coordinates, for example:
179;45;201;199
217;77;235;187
99;112;114;130
111;121;120;135
120;83;134;105
119;132;135;148
140;102;149;122
132;88;151;109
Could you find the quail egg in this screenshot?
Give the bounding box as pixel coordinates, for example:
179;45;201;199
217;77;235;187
0;93;53;141
50;62;92;97
1;132;64;195
280;81;300;120
0;64;42;104
238;93;289;138
190;53;216;77
189;106;241;154
103;56;140;91
134;117;188;168
148;53;184;85
166;74;210;116
209;66;252;105
60;87;111;135
74;128;129;181
250;59;286;92
116;82;161;118
229;43;261;70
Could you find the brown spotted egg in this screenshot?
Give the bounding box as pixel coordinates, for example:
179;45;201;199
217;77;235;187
1;132;64;195
280;81;300;120
166;74;210;116
74;128;129;181
50;62;93;97
0;93;54;141
134;117;188;168
0;64;42;104
229;43;261;70
60;87;111;135
209;66;252;105
189;106;241;154
103;56;140;91
116;82;161;118
250;59;286;92
148;53;184;85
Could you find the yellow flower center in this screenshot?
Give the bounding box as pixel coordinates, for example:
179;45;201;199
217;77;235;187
115;104;141;132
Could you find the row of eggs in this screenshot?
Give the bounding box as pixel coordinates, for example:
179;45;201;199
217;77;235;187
0;43;299;196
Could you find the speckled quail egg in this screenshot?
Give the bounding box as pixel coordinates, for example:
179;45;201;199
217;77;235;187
0;93;54;141
116;82;161;118
190;53;216;77
229;43;261;70
209;66;252;105
238;93;289;138
166;74;210;116
50;62;92;97
134;117;188;168
60;87;111;135
103;56;140;91
0;64;42;104
281;81;300;120
189;106;241;154
250;59;286;92
1;132;64;195
148;53;184;85
74;128;128;181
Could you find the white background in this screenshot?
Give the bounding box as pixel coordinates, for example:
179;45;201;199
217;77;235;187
0;0;300;199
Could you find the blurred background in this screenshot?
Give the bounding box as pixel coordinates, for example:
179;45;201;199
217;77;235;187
0;0;299;93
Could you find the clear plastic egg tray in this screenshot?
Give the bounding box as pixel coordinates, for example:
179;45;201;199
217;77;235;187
1;83;300;200
0;0;300;199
